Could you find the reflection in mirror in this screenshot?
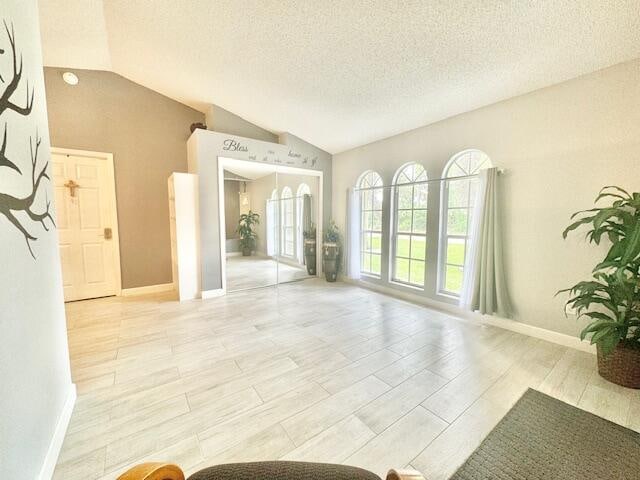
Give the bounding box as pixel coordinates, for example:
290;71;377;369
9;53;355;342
275;172;319;285
223;167;279;292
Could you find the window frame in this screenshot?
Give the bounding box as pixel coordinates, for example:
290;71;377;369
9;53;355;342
390;163;428;288
437;149;492;297
357;171;383;278
280;186;295;258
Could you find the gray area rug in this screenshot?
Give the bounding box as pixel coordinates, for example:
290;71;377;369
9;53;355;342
450;388;640;480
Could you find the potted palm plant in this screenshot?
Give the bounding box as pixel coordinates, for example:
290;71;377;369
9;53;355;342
303;223;317;275
559;186;640;388
237;211;260;256
323;221;341;282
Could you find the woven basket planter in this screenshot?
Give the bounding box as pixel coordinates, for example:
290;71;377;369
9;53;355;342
597;341;640;389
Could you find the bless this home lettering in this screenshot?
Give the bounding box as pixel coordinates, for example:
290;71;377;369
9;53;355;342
222;139;249;152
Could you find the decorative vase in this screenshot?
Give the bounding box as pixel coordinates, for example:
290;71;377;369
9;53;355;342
304;239;316;275
322;242;339;282
242;247;251;256
597;341;640;389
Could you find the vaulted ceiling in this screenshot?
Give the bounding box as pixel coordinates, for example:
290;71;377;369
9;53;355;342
38;1;640;154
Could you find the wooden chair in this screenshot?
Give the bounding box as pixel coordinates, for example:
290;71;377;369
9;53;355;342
117;461;425;480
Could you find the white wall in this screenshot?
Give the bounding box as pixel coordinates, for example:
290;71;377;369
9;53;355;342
0;1;74;478
333;58;640;337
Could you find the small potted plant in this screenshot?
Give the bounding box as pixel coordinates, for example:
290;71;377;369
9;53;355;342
323;221;341;282
237;211;260;256
559;186;640;388
303;223;317;275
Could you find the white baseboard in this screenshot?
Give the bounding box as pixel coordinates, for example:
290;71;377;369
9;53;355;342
121;283;175;297
226;251;243;257
346;278;595;354
201;288;225;299
38;383;76;480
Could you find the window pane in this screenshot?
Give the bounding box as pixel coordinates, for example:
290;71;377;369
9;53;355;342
362;211;372;231
362;190;372;210
414;165;428;182
373;189;383;210
397;171;411;184
397;210;412;233
413;184;428;208
448;179;470;207
410;260;425;286
395;258;410;282
447;209;468;236
447;238;465;266
371;233;382;253
371;254;381;275
456;155;471;175
372;211;382;231
398;186;412;209
363;253;371;272
396;235;411;258
363;232;372;251
412;210;427;234
411;236;426;260
445;265;464;293
447;161;466;178
469;179;479;207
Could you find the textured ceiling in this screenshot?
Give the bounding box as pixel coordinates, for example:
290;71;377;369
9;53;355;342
38;1;640;154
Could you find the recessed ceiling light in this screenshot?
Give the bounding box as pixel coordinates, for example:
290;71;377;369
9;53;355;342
62;72;79;85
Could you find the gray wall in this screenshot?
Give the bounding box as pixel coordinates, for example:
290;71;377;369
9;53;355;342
333;58;640;338
206;104;278;143
0;1;73;478
44;67;205;289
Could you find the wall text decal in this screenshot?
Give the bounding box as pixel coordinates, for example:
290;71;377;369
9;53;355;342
222;139;249;152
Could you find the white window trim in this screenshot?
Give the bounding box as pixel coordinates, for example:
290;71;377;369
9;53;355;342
281;187;295;258
390;164;428;289
437;150;491;297
358;171;383;278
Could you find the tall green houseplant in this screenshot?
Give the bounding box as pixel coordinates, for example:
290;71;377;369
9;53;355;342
560;186;640;387
237;211;260;256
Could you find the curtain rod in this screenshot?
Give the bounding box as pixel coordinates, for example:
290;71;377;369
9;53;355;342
354;169;505;192
267;194;311;202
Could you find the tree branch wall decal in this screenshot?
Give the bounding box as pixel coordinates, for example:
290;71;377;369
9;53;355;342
0;19;54;258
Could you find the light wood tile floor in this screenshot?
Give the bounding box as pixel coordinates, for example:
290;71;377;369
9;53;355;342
226;256;311;291
54;279;640;480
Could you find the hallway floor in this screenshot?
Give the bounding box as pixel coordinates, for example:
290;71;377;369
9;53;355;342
54;280;640;480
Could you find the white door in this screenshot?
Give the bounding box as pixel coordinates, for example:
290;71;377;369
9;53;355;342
52;152;120;301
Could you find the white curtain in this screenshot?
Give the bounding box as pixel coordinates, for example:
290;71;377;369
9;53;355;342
266;199;275;257
346;188;361;280
460;167;512;317
300;194;312;264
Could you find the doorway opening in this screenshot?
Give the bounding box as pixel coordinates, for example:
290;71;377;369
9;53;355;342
218;157;322;293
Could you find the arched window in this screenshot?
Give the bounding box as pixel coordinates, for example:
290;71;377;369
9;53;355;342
281;186;294;257
439;149;492;295
358;171;383;276
296;183;312;263
391;163;428;287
